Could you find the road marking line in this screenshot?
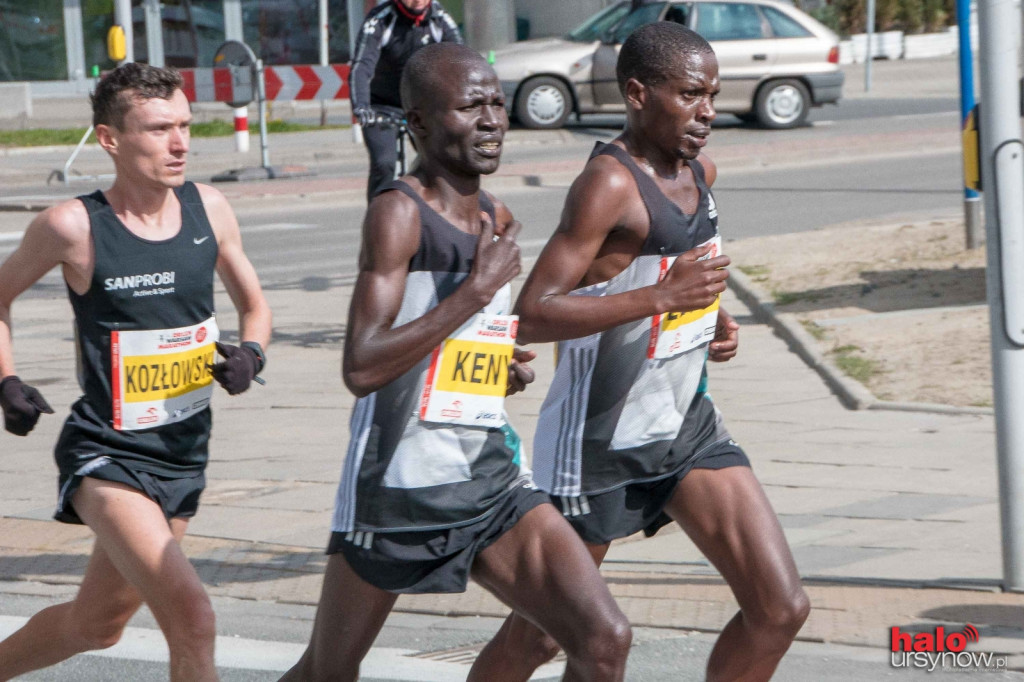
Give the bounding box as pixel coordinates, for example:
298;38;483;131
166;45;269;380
0;615;564;680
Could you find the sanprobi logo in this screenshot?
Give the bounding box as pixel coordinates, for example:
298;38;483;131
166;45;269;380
890;624;1007;672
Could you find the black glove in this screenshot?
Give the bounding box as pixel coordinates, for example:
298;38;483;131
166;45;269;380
0;375;54;436
354;106;376;128
210;342;263;395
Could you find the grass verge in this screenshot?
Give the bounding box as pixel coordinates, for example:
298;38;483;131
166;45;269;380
0;120;346;148
830;344;881;385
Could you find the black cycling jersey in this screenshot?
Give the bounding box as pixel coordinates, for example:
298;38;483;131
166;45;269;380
350;0;462;111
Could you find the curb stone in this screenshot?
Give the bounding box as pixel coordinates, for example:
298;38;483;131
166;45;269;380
727;268;992;416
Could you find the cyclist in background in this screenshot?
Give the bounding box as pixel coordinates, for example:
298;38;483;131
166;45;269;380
350;0;462;200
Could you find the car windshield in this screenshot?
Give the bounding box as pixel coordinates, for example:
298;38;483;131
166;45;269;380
565;2;632;42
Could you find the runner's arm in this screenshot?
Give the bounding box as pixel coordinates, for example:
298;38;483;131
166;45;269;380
0;202;85;378
343;192;519;397
199;185;272;350
514;157;726;344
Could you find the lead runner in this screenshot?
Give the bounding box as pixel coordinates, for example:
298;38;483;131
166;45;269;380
0;63;271;681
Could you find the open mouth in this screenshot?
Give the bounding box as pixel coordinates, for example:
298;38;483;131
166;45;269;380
475;140;502;155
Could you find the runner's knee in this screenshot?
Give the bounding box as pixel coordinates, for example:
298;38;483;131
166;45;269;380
521;630;562;668
751;585;810;643
574;612;632;670
163;591;217;648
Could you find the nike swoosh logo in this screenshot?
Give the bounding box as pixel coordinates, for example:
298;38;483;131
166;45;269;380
193;236;209;245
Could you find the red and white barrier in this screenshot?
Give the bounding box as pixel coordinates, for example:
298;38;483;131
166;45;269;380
179;64;350;103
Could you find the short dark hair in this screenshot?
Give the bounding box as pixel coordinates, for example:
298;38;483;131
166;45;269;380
400;42;487;112
91;62;184;129
616;22;714;95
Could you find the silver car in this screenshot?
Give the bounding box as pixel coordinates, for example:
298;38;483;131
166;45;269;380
491;0;843;129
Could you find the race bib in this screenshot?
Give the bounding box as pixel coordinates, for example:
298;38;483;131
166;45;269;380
647;235;722;360
110;317;219;431
419;314;517;428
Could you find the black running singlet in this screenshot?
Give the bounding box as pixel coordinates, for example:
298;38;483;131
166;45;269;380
331;180;527;534
55;182;219;477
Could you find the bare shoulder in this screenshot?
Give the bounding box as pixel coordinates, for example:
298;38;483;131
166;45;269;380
362;187;422;267
193;182;233;216
33;198;90;247
696;153;717;187
482;190;514;226
577;152;636;195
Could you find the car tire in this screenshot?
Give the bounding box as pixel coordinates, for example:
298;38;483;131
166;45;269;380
514;77;572;130
754;79;810;129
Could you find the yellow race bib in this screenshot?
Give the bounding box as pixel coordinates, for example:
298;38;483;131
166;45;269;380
111;317;219;430
419;314;517;427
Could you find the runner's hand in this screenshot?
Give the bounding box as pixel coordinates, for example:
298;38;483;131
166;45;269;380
354;107;376;128
466;212;522;302
210;342;260;395
656;243;730;314
709;308;739;362
506;348;536;396
0;376;54;436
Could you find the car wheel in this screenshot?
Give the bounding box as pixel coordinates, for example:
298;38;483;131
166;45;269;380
515;77;572;130
754;79;810;129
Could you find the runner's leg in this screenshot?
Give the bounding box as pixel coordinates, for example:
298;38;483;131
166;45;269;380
664;467;809;682
470;505;630;682
278;553;398;682
0;491;191;681
69;478;218;682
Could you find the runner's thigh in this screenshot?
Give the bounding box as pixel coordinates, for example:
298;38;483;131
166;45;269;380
665;467;803;607
471;504;622;649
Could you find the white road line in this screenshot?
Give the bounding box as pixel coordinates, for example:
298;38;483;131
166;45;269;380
0;233;23;244
0;615;564;680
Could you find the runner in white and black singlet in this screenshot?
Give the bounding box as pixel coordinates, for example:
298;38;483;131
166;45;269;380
469;24;809;682
281;43;631;682
0;63;271;682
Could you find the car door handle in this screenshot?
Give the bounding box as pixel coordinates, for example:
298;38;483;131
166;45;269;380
752;53;768;61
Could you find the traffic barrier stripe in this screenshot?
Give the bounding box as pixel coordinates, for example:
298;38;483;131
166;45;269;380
180;65;350;103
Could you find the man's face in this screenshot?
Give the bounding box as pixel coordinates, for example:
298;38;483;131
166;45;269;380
638;51;720;161
416;61;508;176
399;0;431;12
102;88;191;188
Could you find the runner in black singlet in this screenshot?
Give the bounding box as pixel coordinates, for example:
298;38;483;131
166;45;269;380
0;63;271;682
281;43;631;682
469;23;809;682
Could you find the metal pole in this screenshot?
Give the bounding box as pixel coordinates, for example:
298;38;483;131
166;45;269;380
114;0;134;64
978;0;1024;592
957;0;983;249
319;0;329;126
865;0;875;91
144;0;164;67
256;60;271;170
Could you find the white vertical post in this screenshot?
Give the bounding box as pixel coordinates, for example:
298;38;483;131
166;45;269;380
978;0;1024;592
865;0;875;91
223;0;244;42
144;0;164;67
